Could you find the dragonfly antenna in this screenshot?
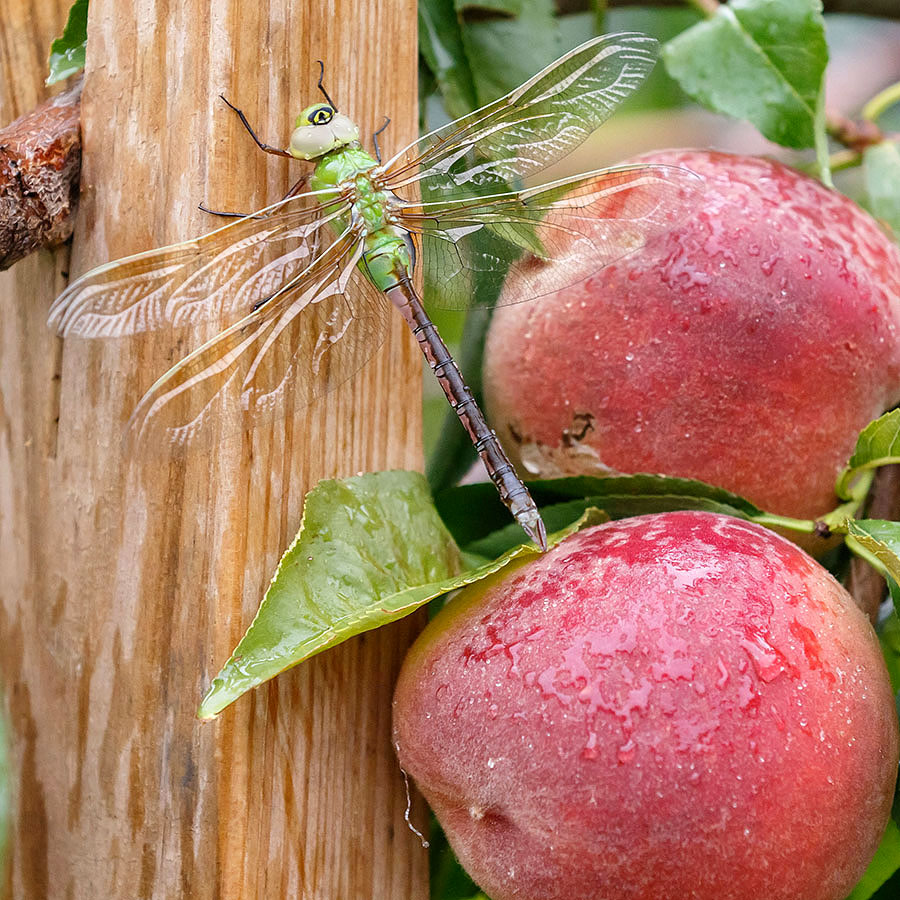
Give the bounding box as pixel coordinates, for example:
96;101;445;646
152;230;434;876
372;116;391;163
316;60;338;111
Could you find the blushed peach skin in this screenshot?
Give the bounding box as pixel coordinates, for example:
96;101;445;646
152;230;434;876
393;512;898;900
483;151;900;521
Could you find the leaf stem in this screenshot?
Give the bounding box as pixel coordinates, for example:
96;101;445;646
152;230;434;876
828;148;863;172
752;471;874;539
826;110;884;153
836;465;879;505
820;490;873;533
815;87;833;188
751;513;816;535
862;81;900;124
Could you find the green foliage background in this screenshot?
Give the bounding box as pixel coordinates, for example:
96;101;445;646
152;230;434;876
414;3;900;899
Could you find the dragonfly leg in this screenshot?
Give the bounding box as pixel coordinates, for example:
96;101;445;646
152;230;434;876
284;173;310;198
386;280;547;551
198;201;246;219
220;95;294;159
197;175;309;220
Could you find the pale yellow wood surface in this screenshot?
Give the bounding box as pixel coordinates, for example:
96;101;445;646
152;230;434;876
0;1;428;898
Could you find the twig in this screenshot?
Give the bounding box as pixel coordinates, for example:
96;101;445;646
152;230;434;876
0;77;82;269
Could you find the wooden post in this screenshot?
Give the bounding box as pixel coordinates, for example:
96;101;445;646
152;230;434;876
0;1;428;898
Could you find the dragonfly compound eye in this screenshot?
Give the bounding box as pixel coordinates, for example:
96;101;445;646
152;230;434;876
289;111;360;160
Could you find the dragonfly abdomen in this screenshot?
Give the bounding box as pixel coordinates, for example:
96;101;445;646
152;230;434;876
385;278;546;550
360;227;416;292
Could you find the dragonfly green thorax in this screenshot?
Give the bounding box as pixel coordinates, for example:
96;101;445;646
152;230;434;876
292;103;417;295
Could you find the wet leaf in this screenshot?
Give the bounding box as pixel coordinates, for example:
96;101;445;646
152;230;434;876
47;0;88;84
661;0;828;149
465;500;610;560
430;815;480;900
436;472;786;549
844;520;900;587
841;519;900;584
837;409;900;501
199;471;458;718
198;473;599;719
864;141;900;241
879;611;900;696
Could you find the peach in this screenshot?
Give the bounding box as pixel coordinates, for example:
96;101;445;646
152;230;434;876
392;512;898;900
483;151;900;520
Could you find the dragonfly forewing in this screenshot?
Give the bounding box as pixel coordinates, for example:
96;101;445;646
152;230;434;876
396;164;702;310
122;226;393;452
382;32;659;201
48;190;346;339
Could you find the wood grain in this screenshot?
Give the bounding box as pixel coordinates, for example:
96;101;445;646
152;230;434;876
0;1;428;898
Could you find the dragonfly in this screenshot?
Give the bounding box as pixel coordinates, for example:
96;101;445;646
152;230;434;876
49;32;699;552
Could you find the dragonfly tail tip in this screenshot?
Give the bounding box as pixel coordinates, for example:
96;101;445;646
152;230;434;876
521;514;548;553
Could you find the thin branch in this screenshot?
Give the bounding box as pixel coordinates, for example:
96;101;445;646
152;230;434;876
0;78;81;269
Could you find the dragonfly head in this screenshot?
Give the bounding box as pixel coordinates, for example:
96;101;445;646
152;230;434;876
289;103;360;160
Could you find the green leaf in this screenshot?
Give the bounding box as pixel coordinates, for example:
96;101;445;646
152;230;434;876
421;190;525;313
458;0;522;14
47;0;88;84
879;611;900;697
600;6;702;112
420;0;479;122
864;141;900;241
466;500;610;560
436;472;811;550
837;410;900;501
661;0;828;150
458;0;560;105
198;474;599;719
875;595;900;832
847;819;900;900
844;520;900;586
558;10;604;51
199;471;460;718
430;815;480;900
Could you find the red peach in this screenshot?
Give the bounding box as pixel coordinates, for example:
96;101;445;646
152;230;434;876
393;512;898;900
483;151;900;520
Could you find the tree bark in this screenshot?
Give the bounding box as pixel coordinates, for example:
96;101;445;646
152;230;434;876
0;79;82;270
0;1;427;898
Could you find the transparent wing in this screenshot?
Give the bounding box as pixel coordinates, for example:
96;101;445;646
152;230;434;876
48;187;348;338
381;33;659;201
124;226;392;452
395;164;701;310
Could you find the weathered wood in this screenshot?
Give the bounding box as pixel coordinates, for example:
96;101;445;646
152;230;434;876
0;1;428;898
